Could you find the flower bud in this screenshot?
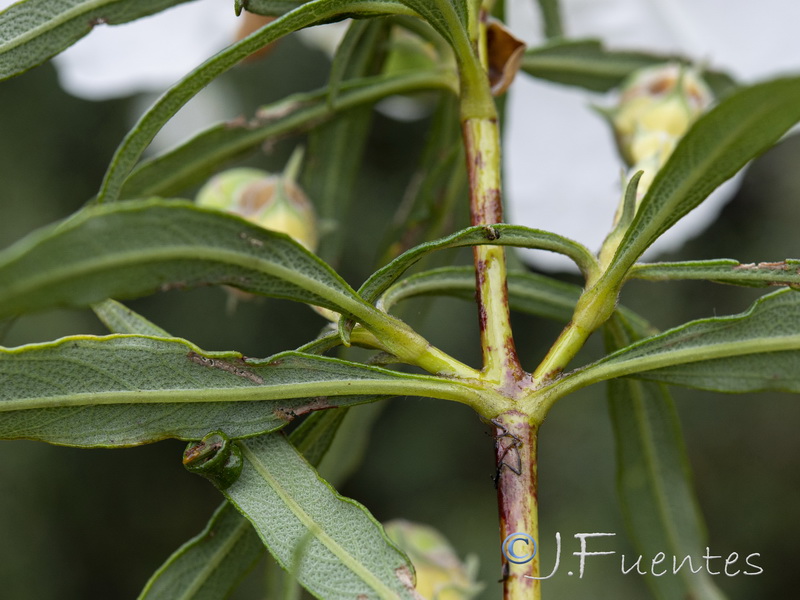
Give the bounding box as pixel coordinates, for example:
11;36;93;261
610;63;713;168
384;520;483;600
196;166;318;252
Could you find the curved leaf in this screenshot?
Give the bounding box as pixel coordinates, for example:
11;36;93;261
96;0;416;203
380;266;579;321
605;317;726;600
222;433;421;599
139;407;349;600
120;69;456;200
0;199;385;324
379;266;655;335
562;289;800;395
0;334;480;446
521;39;736;96
629;259;800;289
359;224;597;305
605;76;800;283
138;501;264;600
0;0;190;80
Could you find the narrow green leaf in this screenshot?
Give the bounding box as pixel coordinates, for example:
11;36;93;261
521;39;736;94
535;0;563;39
359;224;597;304
238;1;306;16
606;317;726;600
376;93;466;265
305;18;391;265
0;0;190;80
563;289;800;394
0;334;481;446
223;433;421;599
629;258;800;289
119;69;455;200
92;299;171;337
140;405;352;599
138;501;264;600
95;0;415;203
379;266;655;335
606;77;800;282
380;266;578;321
0;199;386;325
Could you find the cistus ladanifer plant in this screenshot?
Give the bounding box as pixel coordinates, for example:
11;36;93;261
1;1;800;599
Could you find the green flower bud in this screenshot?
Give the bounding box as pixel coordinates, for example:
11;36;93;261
610;63;713;169
384;520;483;600
196;164;318;252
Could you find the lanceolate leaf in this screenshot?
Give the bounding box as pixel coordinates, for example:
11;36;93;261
380;266;579;321
359;224;597;304
138;501;265;600
605;76;800;283
605;317;726;600
0;335;480;446
0;0;190;80
562;289;800;394
0;199;388;326
95;0;416;203
139;409;349;600
222;433;421;599
304;18;390;265
628;259;800;289
120;69;455;199
379;266;655;334
521;39;737;96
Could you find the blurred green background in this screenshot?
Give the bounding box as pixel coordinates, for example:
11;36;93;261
2;32;800;600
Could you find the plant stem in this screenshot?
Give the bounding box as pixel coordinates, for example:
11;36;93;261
494;411;541;600
458;20;522;383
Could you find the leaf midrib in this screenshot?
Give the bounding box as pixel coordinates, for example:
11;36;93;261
239;442;401;600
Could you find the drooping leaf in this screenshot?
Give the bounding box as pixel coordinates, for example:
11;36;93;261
0;199;391;327
137;501;265;600
0;334;478;446
561;289;800;394
141;404;352;599
119;69;455;200
380;266;578;320
604;76;800;284
628;258;800;289
95;0;416;203
379;266;655;334
219;432;421;599
0;0;191;80
605;316;727;600
521;39;737;95
360;224;597;304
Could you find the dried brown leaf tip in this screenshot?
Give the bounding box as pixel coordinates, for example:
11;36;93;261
236;13;277;62
486;20;526;97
